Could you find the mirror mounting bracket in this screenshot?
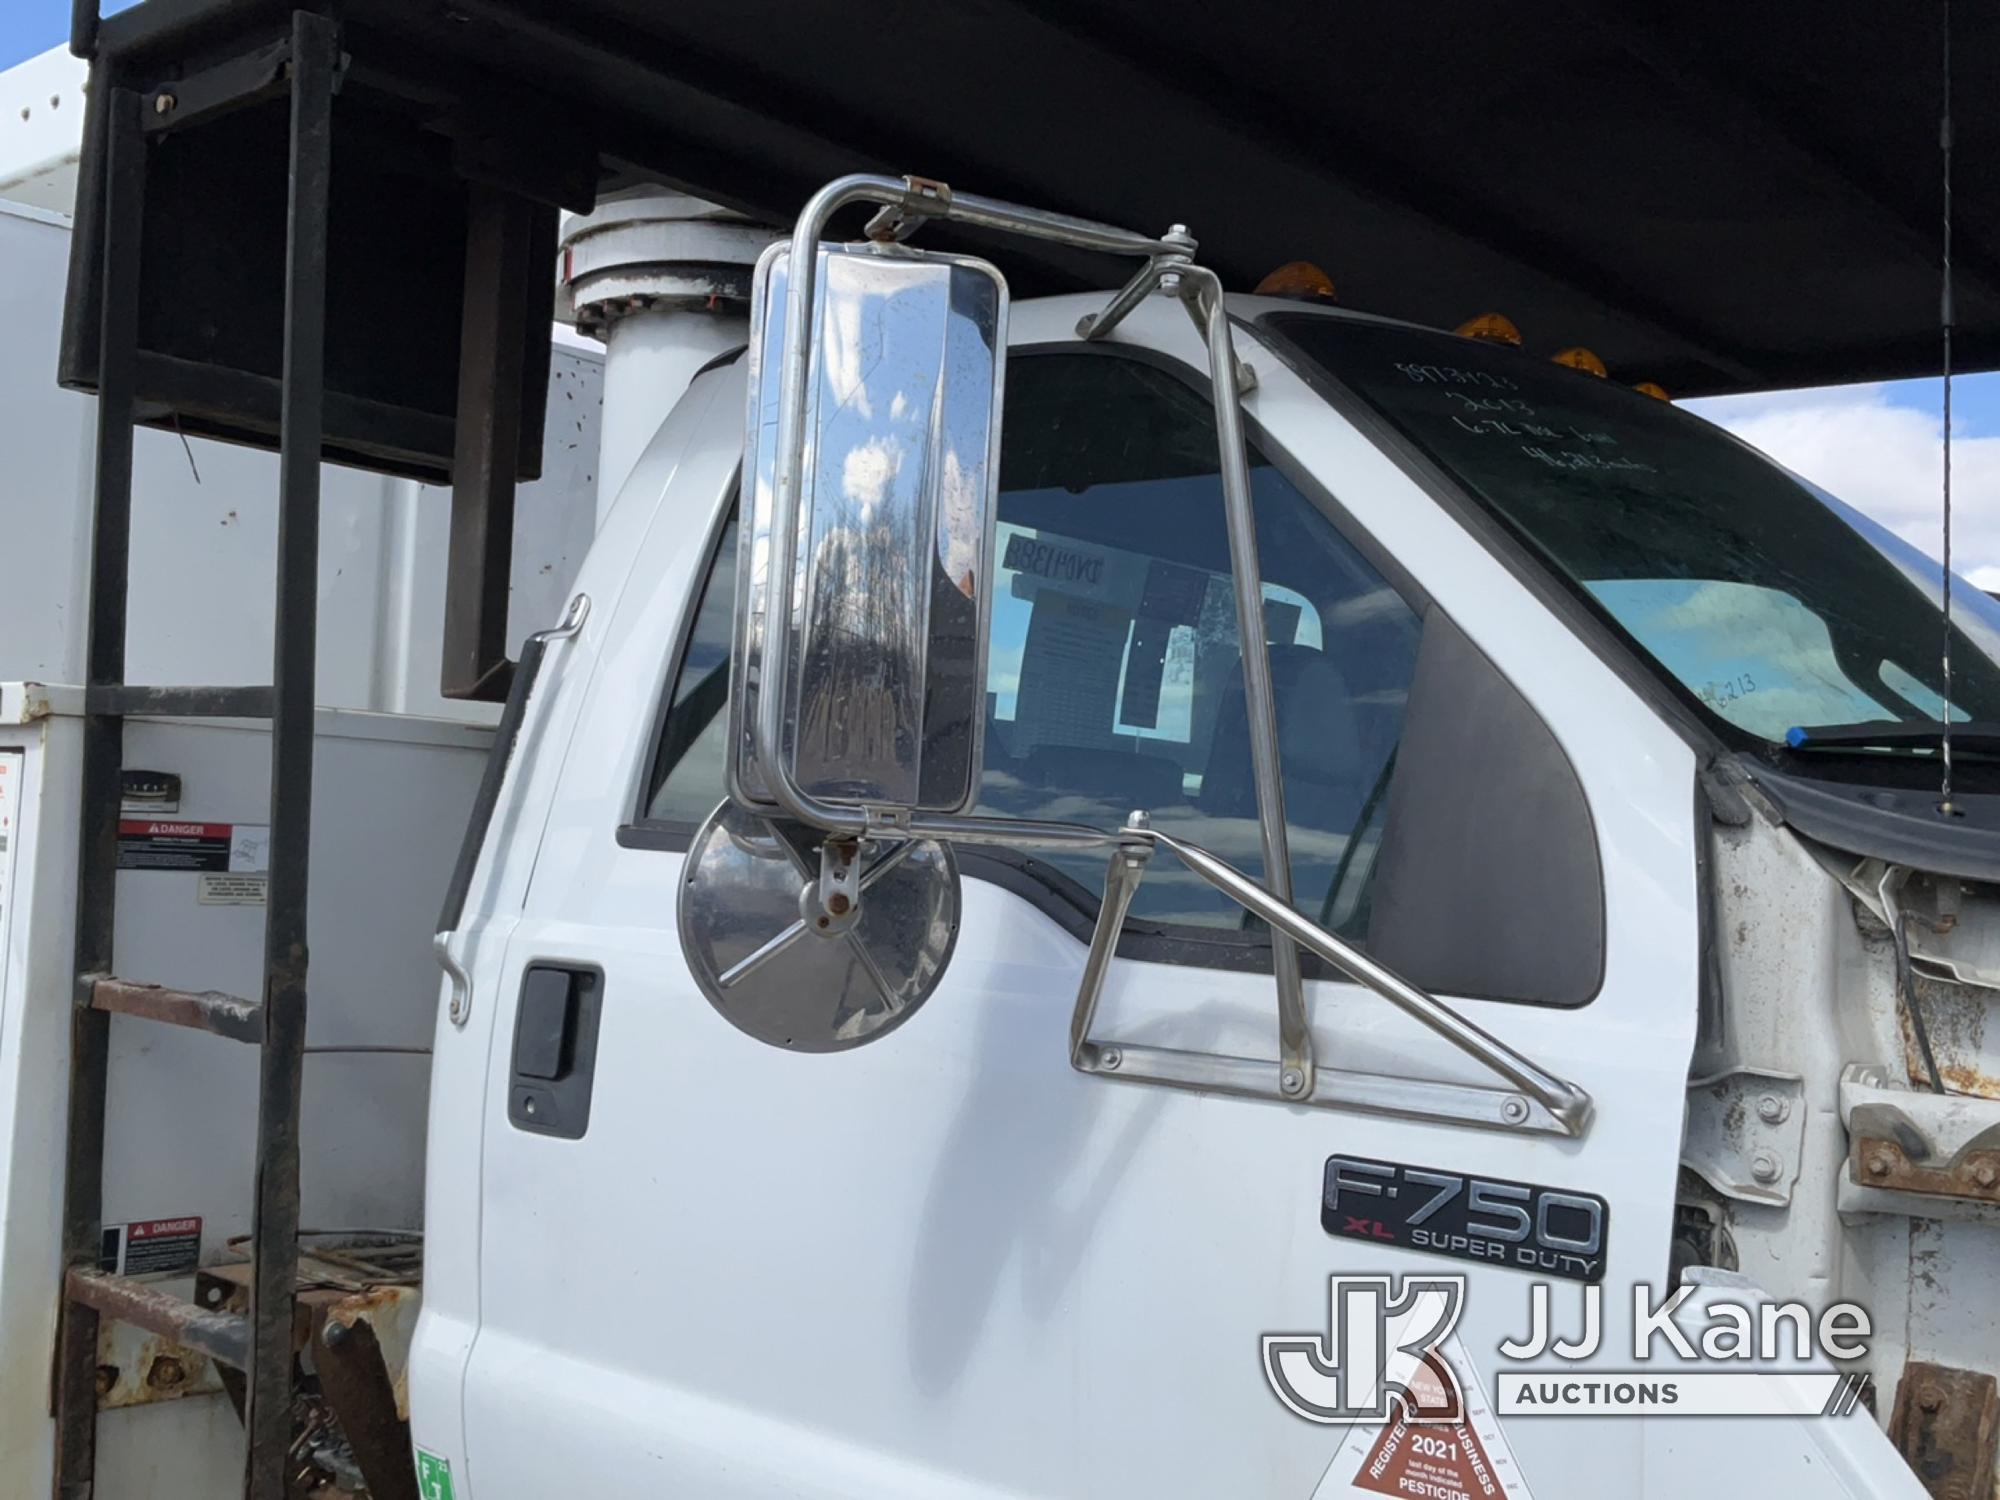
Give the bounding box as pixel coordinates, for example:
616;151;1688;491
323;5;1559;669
815;838;862;932
1067;812;1596;1141
863;174;953;243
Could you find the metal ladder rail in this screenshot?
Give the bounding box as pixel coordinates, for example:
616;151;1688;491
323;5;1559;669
51;15;338;1499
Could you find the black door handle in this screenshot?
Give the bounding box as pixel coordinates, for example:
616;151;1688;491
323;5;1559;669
508;964;603;1139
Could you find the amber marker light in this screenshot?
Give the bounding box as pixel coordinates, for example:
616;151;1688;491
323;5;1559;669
1551;346;1608;377
1254;261;1338;302
1455;312;1523;345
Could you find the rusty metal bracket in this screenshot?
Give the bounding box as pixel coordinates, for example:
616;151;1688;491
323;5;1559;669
88;975;265;1043
1889;1359;1998;1500
1842;1063;2000;1211
94;1305;225;1411
66;1267;250;1369
443;186;560;702
197;1240;423;1494
317;1314;419;1500
1849;1129;2000;1205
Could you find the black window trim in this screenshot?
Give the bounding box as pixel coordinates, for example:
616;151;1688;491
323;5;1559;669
613;337;1480;985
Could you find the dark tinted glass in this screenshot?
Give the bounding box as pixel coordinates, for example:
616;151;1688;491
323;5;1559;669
1270;314;2000;747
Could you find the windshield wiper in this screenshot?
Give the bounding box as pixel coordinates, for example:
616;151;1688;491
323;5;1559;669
1786;720;2000;757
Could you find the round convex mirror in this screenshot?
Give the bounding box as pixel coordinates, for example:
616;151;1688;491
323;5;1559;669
678;800;960;1051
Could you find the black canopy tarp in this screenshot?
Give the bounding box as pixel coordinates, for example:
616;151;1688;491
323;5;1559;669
69;0;1997;413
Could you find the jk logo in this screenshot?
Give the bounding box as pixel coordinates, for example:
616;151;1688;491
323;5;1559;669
1262;1274;1467;1424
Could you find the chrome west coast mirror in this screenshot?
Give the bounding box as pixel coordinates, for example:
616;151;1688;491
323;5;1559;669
682;229;1006;1050
729;238;1008;819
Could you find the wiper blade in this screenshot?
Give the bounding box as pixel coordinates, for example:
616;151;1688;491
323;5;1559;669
1785;720;2000;757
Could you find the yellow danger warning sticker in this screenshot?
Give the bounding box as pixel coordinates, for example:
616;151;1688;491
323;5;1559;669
1313;1338;1534;1500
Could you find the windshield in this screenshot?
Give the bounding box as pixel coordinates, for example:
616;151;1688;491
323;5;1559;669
1265;314;2000;755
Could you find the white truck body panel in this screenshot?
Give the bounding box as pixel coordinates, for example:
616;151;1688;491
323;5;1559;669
0;689;492;1496
0;199;601;722
0;49;86;216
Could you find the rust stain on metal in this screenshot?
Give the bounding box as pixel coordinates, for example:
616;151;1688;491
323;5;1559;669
206;1241;424;1420
69;1268;249;1370
1851;1136;2000;1205
1719;1091;1748;1147
315;1311;420;1500
1903;978;1999;1099
325;1281;422;1422
89;976;266;1044
94;1320;220;1410
1889;1360;1998;1499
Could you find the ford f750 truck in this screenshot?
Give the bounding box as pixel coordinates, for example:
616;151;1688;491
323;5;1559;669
6;5;2000;1498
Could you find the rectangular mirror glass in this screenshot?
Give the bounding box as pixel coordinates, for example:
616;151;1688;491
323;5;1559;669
731;241;1008;817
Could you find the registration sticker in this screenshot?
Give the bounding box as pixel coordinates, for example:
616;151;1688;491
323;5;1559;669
1313;1337;1536;1499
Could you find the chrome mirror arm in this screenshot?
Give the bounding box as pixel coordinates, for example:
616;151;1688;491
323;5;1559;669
1174;261;1312;1096
1068;817;1596;1140
1074;250;1306;1095
1069;813;1157;1071
1073;237;1256;393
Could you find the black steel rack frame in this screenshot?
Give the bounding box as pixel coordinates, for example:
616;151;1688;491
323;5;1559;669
51;12;394;1500
51;0;580;1486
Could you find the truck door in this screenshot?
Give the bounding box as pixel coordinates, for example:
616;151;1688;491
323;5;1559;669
452;316;1699;1498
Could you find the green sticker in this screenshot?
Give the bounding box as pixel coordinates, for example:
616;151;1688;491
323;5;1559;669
415;1449;456;1500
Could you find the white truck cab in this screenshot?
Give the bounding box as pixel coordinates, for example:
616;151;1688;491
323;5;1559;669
12;2;2000;1490
408;188;1996;1496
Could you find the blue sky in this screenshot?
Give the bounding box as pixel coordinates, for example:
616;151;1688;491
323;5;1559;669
1685;373;2000;587
7;3;1996;581
2;2;137;64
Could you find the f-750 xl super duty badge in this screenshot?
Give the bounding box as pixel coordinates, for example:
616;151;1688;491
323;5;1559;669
1323;1155;1607;1284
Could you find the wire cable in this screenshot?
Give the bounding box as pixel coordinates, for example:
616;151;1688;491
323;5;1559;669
1940;0;1957;815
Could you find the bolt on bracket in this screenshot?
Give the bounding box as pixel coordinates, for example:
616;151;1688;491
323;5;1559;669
1682;1066;1807;1207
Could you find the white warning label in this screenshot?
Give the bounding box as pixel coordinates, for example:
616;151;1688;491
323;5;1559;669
198;873;267;905
1314;1338;1535;1500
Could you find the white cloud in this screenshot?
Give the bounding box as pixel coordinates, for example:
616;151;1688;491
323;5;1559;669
1687;384;2000;581
821;280;873;421
936;447;979;594
841;436;901;521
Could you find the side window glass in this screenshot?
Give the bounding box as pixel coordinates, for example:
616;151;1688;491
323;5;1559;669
982;355;1421;939
641;357;1424;948
646;517;738;825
